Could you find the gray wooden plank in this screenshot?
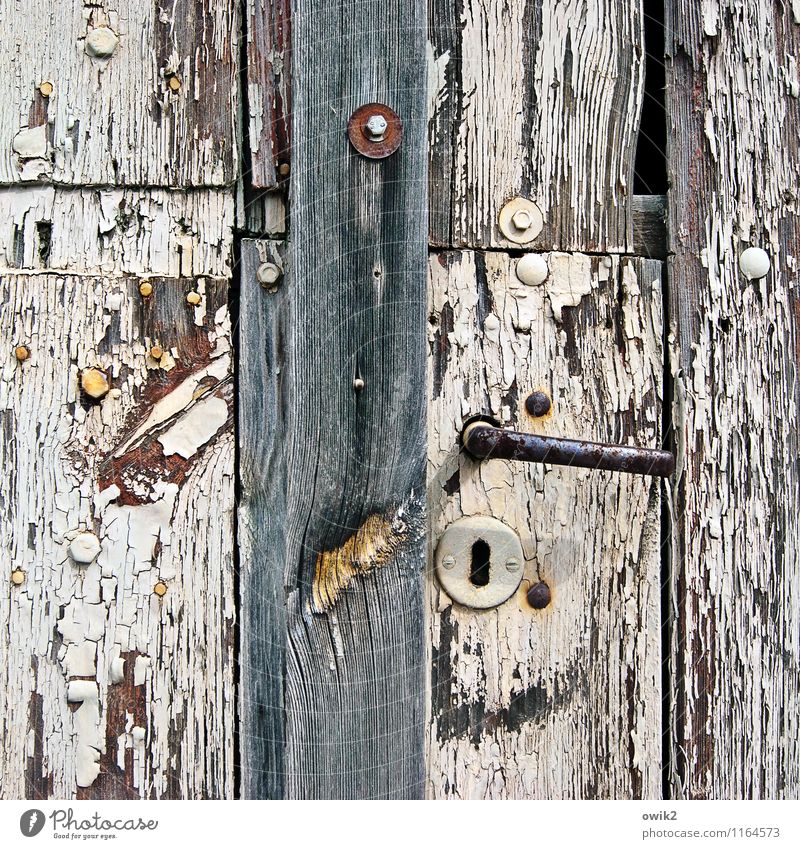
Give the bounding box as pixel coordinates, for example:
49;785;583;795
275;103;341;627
239;0;427;799
665;0;800;799
428;0;645;252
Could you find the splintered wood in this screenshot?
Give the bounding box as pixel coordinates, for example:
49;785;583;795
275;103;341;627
427;251;664;798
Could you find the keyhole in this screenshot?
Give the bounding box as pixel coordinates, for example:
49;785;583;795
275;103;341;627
469;539;491;587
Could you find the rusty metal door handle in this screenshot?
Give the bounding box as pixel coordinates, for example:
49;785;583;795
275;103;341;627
462;422;675;477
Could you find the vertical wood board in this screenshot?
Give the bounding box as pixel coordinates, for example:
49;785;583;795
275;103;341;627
428;0;645;252
239;0;428;800
0;274;235;799
665;1;800;799
426;250;664;798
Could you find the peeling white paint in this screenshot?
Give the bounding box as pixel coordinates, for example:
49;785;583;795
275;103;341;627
158;395;229;459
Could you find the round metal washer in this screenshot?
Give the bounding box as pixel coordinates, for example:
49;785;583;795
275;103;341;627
435;516;524;609
347;103;403;159
498;197;544;244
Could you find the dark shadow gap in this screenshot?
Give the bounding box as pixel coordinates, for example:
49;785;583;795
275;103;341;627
634;4;667;194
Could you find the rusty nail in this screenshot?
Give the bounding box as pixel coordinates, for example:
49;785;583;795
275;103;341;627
527;581;551;609
149;345;164;360
80;368;110;401
153;581;168;597
353;377;365;391
39;81;54;97
525;391;551;418
14;345;30;362
167;75;181;92
186;291;202;306
139;281;153;298
10;569;25;586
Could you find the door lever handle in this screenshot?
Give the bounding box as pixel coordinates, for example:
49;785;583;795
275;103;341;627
462;422;675;477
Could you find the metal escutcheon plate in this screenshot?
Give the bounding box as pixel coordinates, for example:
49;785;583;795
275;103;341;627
435;516;524;609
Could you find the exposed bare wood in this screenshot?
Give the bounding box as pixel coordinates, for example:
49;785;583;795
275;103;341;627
0;274;234;798
665;0;800;799
245;0;291;187
0;0;239;186
427;249;664;798
428;0;644;252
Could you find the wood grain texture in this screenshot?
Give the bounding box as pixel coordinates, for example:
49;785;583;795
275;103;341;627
427;250;664;798
665;1;800;799
239;0;428;800
0;187;234;278
0;273;234;799
245;0;291;187
0;0;238;186
428;0;644;251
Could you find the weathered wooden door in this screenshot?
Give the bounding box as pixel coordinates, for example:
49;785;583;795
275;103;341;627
1;0;798;800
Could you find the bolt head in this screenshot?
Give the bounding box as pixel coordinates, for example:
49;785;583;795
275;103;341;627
442;555;456;570
69;532;101;565
512;209;532;231
525;391;551;418
256;262;282;286
86;27;119;60
365;114;388;140
527;581;552;610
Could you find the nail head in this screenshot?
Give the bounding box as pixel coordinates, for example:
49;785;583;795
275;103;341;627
14;345;30;362
353;377;365;391
498;197;544;244
11;569;25;586
139;281;153;298
527;581;552;610
80;368;110;400
525;391;551;417
167;75;181;92
186;291;202;306
739;247;770;280
69;532;101;565
153;581;168;597
39;81;54;97
256;262;282;287
149;345;164;360
516;253;549;286
86;27;119;60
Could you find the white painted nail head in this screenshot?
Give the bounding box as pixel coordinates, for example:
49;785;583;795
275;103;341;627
86;27;119;59
516;254;549;286
69;532;101;565
739;247;770;280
